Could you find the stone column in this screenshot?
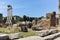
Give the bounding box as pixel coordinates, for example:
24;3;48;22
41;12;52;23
59;0;60;26
6;5;12;27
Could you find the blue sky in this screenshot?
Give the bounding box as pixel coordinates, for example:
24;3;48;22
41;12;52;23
0;0;58;17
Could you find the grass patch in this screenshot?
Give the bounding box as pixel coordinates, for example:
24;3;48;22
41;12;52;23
0;27;19;34
0;27;36;37
20;31;36;37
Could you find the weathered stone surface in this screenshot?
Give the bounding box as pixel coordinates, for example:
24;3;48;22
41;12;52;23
0;34;10;40
15;32;60;40
6;5;12;27
32;26;42;31
54;37;60;40
48;29;58;34
16;36;44;40
9;33;23;40
36;29;58;37
44;32;60;40
36;30;49;37
46;11;56;27
21;26;28;32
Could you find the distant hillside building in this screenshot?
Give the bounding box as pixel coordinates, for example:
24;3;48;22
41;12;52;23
13;15;20;20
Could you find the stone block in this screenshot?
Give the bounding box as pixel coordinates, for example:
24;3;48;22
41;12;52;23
0;34;10;40
36;30;49;37
36;29;58;37
16;36;44;40
9;33;23;40
32;26;42;31
44;32;60;40
54;37;60;40
21;26;28;32
48;29;58;34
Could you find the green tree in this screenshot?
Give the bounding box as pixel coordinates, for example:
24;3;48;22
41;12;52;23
38;16;44;19
3;17;7;23
23;15;27;21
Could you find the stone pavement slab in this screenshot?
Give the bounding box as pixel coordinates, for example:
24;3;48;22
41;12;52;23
16;36;44;40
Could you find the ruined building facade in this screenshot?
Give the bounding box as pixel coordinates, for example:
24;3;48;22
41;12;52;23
46;11;56;27
32;11;58;30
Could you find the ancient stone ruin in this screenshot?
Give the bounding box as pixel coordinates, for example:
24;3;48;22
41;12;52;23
46;11;56;27
32;11;57;30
